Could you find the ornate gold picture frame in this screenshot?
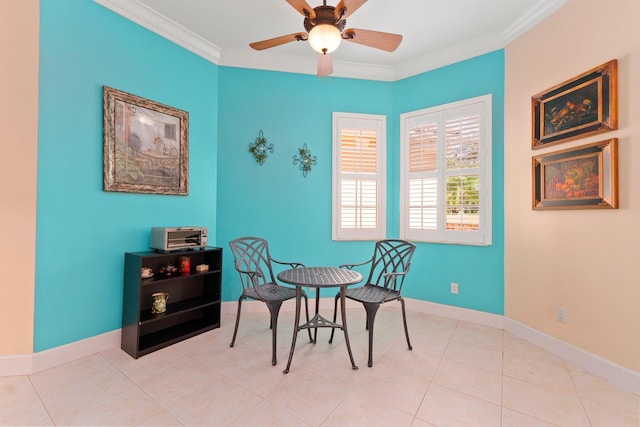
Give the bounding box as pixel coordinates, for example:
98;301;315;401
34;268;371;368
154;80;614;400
104;86;189;195
532;139;618;210
532;60;617;149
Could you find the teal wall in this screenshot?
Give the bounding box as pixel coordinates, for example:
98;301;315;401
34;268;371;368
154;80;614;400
35;0;504;352
217;51;505;315
36;0;218;351
216;69;395;302
393;51;506;314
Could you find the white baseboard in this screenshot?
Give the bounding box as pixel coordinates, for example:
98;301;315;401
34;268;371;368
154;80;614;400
504;318;640;394
404;298;505;329
402;300;638;394
2;299;637;394
0;330;120;376
0;353;33;377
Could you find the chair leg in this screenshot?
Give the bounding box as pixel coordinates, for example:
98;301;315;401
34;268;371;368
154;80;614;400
266;301;283;366
303;293;313;343
363;302;380;367
328;293;339;344
399;297;412;350
230;295;245;348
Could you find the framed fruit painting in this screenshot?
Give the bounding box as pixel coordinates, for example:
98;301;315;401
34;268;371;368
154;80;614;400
532;139;618;210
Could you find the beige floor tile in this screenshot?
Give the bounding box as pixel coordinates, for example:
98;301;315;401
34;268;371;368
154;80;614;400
451;321;503;352
581;396;640;427
503;352;576;394
266;371;350;425
219;349;296;397
228;399;310;427
102;343;201;383
443;339;503;374
30;354;164;426
135;409;183;426
0;376;53;426
568;364;640;426
501;408;559;426
0;375;38;402
348;362;430;415
408;325;456;360
167;376;262;426
1;308;634;427
136;359;222;407
503;332;567;368
321;393;414;427
289;338;367;389
410;417;437;427
502;376;590;426
432;358;503;405
376;342;441;381
568;364;640;412
416;383;501;427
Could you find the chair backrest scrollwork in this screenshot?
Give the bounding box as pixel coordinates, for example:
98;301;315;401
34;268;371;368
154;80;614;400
229;236;277;290
367;239;416;292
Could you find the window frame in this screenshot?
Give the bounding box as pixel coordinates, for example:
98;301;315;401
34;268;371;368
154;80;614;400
400;94;492;246
332;112;387;241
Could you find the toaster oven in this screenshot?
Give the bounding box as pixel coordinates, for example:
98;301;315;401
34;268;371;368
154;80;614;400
151;227;208;251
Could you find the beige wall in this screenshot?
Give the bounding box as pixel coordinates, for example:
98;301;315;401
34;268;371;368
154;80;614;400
0;1;39;354
506;0;640;372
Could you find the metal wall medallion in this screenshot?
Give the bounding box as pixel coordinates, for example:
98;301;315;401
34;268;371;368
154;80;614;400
249;130;274;165
293;143;317;177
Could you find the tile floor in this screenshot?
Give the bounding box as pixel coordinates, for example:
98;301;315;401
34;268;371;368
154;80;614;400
1;305;638;426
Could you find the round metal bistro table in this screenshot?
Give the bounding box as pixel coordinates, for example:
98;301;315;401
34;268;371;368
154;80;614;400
277;266;363;374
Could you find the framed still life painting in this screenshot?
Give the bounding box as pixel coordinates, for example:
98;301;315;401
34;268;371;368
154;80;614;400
103;86;189;195
532;60;617;149
532;139;618;210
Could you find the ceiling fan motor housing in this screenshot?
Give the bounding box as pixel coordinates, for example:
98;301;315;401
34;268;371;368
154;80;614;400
304;5;346;34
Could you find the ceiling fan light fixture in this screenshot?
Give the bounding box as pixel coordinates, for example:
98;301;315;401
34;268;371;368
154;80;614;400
308;24;341;54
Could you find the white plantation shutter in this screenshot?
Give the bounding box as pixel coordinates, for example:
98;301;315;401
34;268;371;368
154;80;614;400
445;113;480;231
333;113;386;240
340;129;378;229
408;122;438;231
400;95;492;245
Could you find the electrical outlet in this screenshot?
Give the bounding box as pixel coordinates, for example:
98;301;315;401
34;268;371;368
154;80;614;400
451;282;459;294
557;306;568;323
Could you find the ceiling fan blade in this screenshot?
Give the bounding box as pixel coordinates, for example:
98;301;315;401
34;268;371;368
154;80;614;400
334;0;367;20
250;32;308;50
343;28;402;52
285;0;316;19
317;53;333;77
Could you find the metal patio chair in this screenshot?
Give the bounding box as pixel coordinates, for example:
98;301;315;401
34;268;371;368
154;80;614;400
229;236;312;365
329;239;417;367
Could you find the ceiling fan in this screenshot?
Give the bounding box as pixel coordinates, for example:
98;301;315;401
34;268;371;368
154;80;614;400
249;0;403;76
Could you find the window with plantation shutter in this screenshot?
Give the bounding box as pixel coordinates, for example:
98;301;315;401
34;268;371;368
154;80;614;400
400;95;492;245
333;113;386;241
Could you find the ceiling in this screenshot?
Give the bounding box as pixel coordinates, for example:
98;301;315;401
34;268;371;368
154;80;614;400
96;0;567;81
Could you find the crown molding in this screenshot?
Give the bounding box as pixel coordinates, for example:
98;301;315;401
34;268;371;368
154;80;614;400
501;0;569;45
94;0;222;63
95;0;568;81
393;32;504;81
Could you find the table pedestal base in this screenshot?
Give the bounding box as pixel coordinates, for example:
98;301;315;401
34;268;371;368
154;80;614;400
283;286;359;373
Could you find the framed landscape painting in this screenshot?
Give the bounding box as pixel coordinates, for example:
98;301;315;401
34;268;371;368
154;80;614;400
532;60;617;149
532;139;618;210
103;86;189;195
